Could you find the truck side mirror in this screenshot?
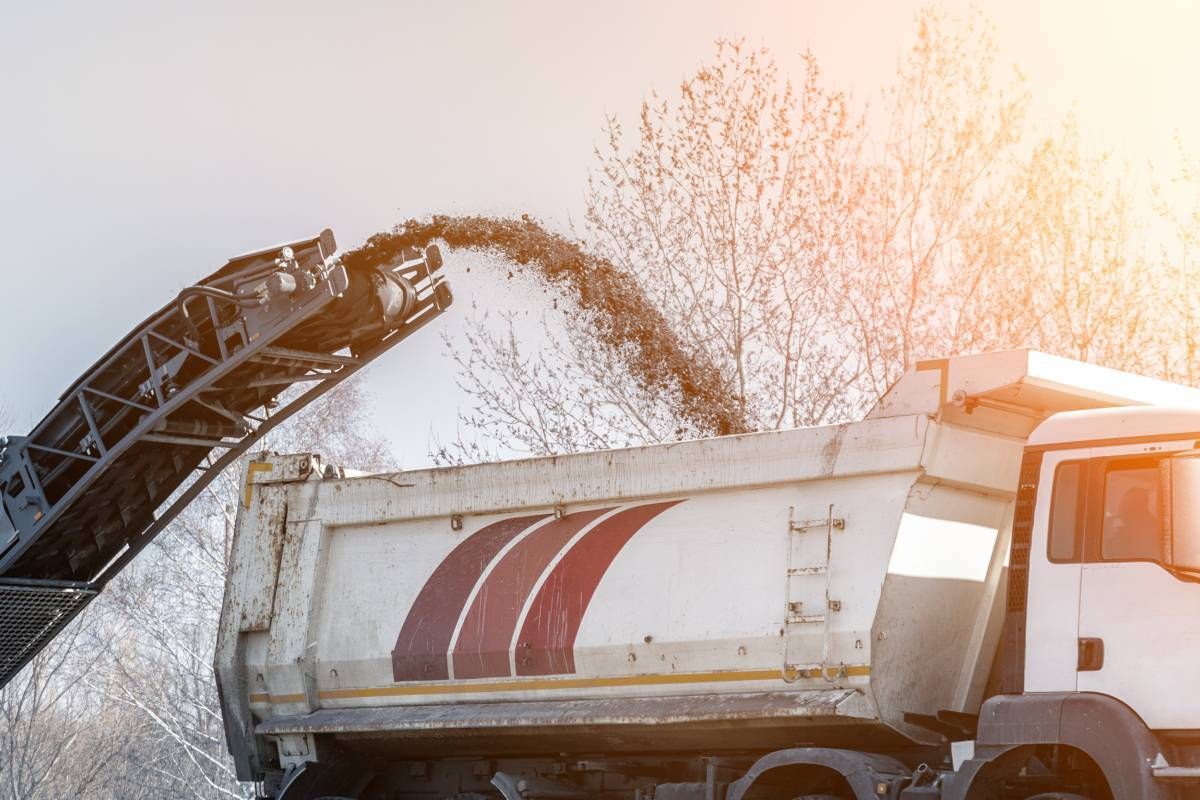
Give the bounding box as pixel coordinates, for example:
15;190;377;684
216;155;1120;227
1166;455;1200;570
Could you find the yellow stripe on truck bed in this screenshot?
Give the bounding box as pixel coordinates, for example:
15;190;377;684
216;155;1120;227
248;665;871;705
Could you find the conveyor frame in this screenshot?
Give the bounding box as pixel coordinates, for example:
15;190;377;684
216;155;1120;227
0;228;451;688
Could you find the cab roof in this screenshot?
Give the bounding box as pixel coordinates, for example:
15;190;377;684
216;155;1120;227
870;350;1200;441
1028;405;1200;448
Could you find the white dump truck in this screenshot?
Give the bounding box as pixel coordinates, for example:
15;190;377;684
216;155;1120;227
216;350;1200;800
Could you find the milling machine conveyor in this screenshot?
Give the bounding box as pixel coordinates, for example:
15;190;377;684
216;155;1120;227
0;228;451;688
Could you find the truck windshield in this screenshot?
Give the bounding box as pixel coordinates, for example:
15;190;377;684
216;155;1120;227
1102;464;1163;562
1168;455;1200;571
1100;456;1200;573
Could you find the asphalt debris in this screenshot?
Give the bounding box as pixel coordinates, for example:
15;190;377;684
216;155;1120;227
340;215;748;436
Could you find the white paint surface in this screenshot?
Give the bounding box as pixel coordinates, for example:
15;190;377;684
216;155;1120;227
886;513;998;582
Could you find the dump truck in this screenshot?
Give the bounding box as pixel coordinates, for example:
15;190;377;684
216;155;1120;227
217;350;1200;800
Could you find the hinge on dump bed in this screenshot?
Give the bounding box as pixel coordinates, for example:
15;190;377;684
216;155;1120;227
783;505;845;682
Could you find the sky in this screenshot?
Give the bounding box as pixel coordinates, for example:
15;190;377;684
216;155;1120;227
3;0;1200;468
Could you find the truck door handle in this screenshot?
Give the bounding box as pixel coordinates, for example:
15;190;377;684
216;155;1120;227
1078;637;1104;671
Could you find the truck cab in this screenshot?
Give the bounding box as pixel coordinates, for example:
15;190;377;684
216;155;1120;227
1020;406;1200;720
949;406;1200;798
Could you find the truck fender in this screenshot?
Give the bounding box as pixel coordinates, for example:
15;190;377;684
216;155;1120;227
953;692;1171;800
725;748;910;800
276;763;309;797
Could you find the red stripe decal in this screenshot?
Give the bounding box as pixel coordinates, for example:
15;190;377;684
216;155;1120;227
451;507;615;680
391;514;548;682
514;500;682;676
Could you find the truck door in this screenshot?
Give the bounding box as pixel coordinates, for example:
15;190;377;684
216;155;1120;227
1024;450;1088;693
1076;450;1200;729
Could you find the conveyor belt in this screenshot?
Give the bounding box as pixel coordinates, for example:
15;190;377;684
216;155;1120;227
0;228;451;688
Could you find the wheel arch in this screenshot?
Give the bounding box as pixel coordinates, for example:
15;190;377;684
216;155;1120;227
952;692;1169;800
725;748;909;800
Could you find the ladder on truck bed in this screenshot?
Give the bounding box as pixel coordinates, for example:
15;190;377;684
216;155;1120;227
0;228;452;689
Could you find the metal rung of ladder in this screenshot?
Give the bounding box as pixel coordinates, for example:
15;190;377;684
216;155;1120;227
788;597;838;624
791;517;845;533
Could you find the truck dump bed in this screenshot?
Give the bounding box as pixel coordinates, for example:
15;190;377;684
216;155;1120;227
216;350;1200;780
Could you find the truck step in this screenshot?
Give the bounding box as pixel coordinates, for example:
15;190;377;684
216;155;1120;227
1151;754;1200;781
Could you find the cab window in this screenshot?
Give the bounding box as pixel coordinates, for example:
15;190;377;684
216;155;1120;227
1101;460;1165;562
1047;461;1085;562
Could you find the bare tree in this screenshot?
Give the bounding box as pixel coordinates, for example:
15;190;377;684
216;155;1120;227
443;39;869;459
1152;141;1200;385
991;120;1157;373
441;5;1188;464
91;377;388;798
0;378;389;799
444;8;1032;456
585;40;868;430
829;6;1030;399
433;302;707;465
89;514;249;800
0;619;129;799
0;405;126;800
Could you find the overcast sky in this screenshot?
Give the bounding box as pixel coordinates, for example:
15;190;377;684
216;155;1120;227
3;1;1199;467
